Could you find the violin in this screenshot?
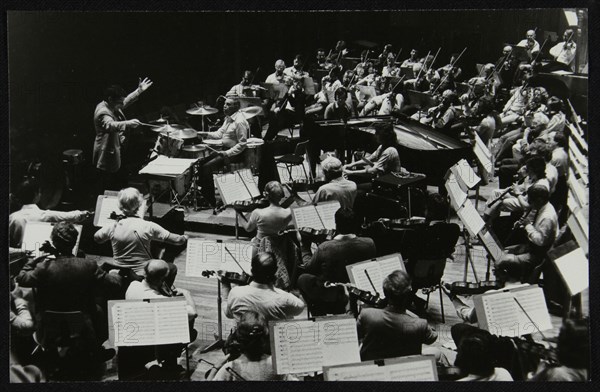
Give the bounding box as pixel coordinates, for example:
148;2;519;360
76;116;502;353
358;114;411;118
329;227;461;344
324;281;388;309
279;227;336;244
449;280;502;295
229;198;269;212
201;269;252;286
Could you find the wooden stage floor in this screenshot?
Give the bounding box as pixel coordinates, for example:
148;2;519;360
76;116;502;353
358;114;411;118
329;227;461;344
91;181;589;381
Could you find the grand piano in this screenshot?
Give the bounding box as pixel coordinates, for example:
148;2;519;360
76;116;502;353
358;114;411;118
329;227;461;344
316;115;472;186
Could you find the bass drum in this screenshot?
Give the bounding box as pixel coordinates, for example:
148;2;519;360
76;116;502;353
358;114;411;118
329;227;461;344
245;138;264;174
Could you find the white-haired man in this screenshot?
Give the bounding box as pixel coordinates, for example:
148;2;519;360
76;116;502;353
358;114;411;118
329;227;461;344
265;60;287;84
314;157;357;209
94;187;187;281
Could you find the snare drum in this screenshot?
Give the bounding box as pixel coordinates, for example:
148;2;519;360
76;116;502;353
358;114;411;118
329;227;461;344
154;134;184;157
180;144;209;159
62;149;84;165
203;139;224;150
245;138;264;173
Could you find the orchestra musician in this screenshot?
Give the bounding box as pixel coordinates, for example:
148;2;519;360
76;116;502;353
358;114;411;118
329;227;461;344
296;208;376;316
196;98;249;207
360;89;404;116
377;44;394;67
401;48;420;69
93;78;153;191
437;53;463;85
516;29;541;60
284;54;309;79
497;45;519;90
265;60;287;84
93;187;187;283
264;76;309;141
313;157;357;209
381;53;400;77
414;89;459;132
226;70;261;97
549;29;577;69
223;252;305;323
240;181;293;246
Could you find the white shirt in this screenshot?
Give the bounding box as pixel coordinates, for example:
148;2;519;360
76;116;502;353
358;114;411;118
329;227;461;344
549;41;577;66
125;280;165;300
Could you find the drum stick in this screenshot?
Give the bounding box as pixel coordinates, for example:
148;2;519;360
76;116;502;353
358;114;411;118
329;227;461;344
139;122;161;127
203;144;222;154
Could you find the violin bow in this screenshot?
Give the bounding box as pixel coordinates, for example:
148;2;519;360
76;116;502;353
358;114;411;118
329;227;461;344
432;47;467;95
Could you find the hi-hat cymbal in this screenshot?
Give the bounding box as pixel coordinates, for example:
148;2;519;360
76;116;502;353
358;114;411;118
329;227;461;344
186;106;218;116
238;106;264;120
165;128;198;140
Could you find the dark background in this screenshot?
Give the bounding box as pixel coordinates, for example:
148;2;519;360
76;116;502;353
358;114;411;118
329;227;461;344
7;9;579;191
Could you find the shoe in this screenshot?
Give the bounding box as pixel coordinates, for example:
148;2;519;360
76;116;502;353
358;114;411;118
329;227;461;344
95;347;116;362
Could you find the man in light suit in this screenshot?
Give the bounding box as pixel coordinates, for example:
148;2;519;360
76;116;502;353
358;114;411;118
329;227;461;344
93;77;152;190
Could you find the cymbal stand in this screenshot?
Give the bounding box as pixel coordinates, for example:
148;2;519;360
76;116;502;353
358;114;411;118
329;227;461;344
454;228;480;287
179;159;200;211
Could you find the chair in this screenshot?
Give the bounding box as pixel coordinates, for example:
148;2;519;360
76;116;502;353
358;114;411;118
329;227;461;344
275;140;312;185
411;258;449;323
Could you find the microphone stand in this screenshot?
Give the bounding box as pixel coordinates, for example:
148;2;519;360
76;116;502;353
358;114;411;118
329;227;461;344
200;276;225;353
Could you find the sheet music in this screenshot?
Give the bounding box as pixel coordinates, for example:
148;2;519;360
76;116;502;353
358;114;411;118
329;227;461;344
185;239;253;277
270;316;360;375
347;254;404;297
473;133;493;176
445;172;468;211
215;169;259;205
553;247;588;295
385;356;438;381
567;175;588;207
138;156;196;176
456;199;485;237
451;159;481;190
277;163;310;183
109;298;190;346
478;229;505;262
292;201;339;230
325;364;387;381
475;286;552;337
21;222;82;258
94;195;146;227
567;213;589;256
324;356;437;381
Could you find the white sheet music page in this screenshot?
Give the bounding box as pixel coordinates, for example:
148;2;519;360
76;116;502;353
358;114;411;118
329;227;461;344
553;247;589;295
292;205;323;229
185;239;222;277
21;222;82;258
347;260;383;295
216;171;252;205
222;241;253;274
452;159;481;190
385;356;438;381
456;199;485;237
314;201;341;230
478;229;505;262
473;133;493;176
445;172;468;211
110;298;189;346
325;363;387;381
271;319;324;374
139;156;196;176
513;286;553;335
320;317;361;367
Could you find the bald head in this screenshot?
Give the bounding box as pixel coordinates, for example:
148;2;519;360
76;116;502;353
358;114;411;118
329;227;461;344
275;59;285;72
145;259;170;286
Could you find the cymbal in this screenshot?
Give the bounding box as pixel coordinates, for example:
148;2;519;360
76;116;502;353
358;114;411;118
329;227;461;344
186;106;218;116
151;124;185;133
150;117;169;125
238;106;264;120
165;128;198;140
182;144;207;152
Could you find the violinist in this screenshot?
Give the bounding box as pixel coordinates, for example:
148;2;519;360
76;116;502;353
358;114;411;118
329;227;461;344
499;68;533;127
497;45;518;90
283;54;309;79
93;187;186;280
528;318;589;381
226;70;261;98
264;76;309;141
439;53;462;79
403;63;430;92
377;44;394;68
297;208;376;316
356;61;379;88
415;89;459;132
549;29;577;69
314;48;328;70
264;60;287;84
224;252;305;323
357;270;444;363
359;88;404;116
453;333;514;381
401;48;420;69
381;53;400;77
442;261;528;324
240;181;293;246
517;29;541;60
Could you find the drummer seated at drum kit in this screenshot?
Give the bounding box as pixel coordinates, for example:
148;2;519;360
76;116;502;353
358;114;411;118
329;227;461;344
196;98;250;208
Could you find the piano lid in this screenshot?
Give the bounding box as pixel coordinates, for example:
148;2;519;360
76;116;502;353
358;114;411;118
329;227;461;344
394;116;468;151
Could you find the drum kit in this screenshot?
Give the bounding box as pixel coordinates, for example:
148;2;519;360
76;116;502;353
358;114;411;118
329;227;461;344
142;103;266;210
